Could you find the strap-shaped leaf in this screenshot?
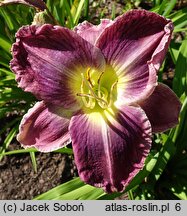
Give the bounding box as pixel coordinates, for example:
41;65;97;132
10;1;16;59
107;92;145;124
34;178;105;200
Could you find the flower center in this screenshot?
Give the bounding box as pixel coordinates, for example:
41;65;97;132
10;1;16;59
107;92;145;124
77;68;118;109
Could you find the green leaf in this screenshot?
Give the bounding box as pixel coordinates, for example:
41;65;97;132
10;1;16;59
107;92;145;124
84;0;89;19
56;184;104;200
148;129;177;183
173;97;187;152
0;126;17;161
174;28;187;33
0;35;11;53
169;7;187;30
34;177;105;200
0;6;19;30
0;148;37;156
154;0;177;16
173;38;187;97
165;154;187;200
73;0;84;26
0;147;73;156
30;151;37;173
34;177;84;200
0;52;10;67
172;190;187;200
153;0;161;6
162;0;177;16
0;68;15;77
55;147;73;155
64;1;73;28
157;0;169;15
169;41;181;64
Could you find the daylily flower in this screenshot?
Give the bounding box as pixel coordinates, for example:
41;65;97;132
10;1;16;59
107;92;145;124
10;10;181;193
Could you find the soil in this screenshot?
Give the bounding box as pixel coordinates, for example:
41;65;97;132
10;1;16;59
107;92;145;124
0;142;76;199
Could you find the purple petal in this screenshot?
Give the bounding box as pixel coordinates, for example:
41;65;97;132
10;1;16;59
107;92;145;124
96;10;173;105
69;105;152;192
10;24;105;110
139;83;181;133
74;19;113;45
17;101;71;152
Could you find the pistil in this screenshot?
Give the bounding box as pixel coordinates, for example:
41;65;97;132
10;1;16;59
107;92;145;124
108;80;118;107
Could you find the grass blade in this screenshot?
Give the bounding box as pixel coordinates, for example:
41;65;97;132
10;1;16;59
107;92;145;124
34;178;85;200
0;126;17;161
173;38;187;97
34;177;105;200
73;0;85;26
30;151;37;173
163;0;177;16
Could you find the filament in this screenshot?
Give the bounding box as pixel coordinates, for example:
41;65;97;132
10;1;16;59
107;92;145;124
77;69;117;109
108;80;118;107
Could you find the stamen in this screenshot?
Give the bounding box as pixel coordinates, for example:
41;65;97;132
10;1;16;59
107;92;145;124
86;68;94;87
78;71;111;109
97;71;104;98
77;92;108;107
77;93;95;99
108;80;118;107
88;90;96;109
79;79;90;107
97;71;104;84
81;73;96;97
77;93;90;108
81;73;108;106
